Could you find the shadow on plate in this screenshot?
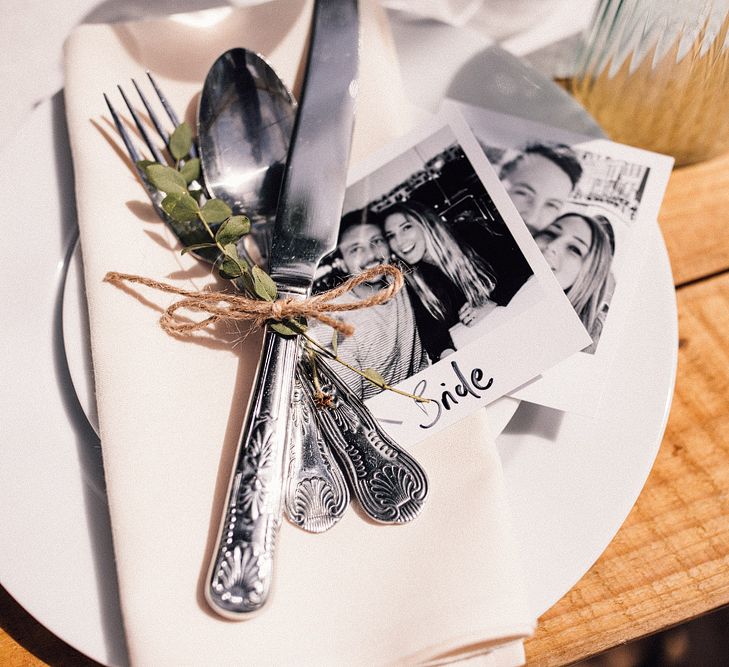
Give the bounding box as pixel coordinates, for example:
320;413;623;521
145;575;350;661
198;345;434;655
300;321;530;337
502;401;565;442
387;12;604;138
446;45;604;138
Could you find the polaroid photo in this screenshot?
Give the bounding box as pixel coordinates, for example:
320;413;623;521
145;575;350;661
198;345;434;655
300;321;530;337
309;109;591;447
442;99;675;415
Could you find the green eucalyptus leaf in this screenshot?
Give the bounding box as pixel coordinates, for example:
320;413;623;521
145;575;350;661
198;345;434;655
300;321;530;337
269;316;307;337
238;271;255;295
219;256;243;279
252;266;277;301
180;157;201;184
170;122;193;161
222;242;240;260
189;187;205;204
216;215;251;245
181;242;216;255
362;367;386;387
219;243;251;282
231;215;251;234
136;159;155;175
147;163;187;194
201;198;232;224
269;322;298;336
161;192;200;222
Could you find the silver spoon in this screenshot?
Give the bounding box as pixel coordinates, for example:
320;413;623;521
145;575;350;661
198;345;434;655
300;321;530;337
285;371;349;532
197;48;350;533
198;47;296;265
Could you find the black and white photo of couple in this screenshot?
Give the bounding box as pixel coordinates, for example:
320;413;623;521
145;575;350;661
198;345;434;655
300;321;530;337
311;140;535;400
308;115;592;438
444;99;675;416
491;140;619;354
313;132;626;409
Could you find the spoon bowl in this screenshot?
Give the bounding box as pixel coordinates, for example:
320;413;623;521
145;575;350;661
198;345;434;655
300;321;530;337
198;48;297;263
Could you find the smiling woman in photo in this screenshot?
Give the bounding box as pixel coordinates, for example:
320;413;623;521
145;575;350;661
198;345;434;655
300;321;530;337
381;200;497;362
535;212;614;353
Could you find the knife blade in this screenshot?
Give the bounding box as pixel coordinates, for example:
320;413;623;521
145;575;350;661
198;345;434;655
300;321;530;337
205;0;359;618
269;2;359;290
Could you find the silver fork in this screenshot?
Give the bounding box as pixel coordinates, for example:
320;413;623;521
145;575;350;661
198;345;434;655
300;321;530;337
104;75;350;534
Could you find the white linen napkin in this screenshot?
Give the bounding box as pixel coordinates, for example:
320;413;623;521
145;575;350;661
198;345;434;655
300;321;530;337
63;2;535;664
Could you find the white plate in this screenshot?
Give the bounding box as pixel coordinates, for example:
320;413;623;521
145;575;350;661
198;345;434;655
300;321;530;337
0;94;128;666
0;25;676;667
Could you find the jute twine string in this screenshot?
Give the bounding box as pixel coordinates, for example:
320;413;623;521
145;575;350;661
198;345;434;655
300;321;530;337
104;264;404;337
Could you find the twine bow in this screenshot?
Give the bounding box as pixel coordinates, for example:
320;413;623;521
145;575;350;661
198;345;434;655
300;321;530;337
104;264;404;337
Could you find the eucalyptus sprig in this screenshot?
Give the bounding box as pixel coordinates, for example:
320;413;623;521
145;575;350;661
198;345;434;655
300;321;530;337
137;122;428;404
303;332;429;403
138;123;282;307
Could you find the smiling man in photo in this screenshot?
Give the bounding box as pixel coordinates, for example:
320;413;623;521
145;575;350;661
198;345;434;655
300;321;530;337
314;209;429;399
498;142;583;234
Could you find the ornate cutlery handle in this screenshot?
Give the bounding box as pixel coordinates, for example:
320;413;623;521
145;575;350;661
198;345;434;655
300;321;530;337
305;356;429;524
284;369;350;533
206;320;300;618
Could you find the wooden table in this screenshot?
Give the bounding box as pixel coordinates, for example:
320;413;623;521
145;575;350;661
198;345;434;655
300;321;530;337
525;151;729;664
2;152;728;666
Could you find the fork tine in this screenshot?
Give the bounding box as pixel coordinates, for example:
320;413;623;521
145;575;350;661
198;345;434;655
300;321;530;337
146;72;180;126
117;84;166;164
104;93;143;167
132;78;171;155
102;84;226;270
147;72;198;158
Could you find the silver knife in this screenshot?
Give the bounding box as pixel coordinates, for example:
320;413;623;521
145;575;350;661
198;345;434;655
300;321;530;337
205;0;359;618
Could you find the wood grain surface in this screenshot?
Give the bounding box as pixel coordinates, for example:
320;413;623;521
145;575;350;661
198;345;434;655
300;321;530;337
659;151;729;286
3;121;728;667
525;271;729;665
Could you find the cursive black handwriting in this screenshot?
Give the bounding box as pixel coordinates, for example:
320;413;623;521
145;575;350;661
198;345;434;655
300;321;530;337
414;360;494;429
